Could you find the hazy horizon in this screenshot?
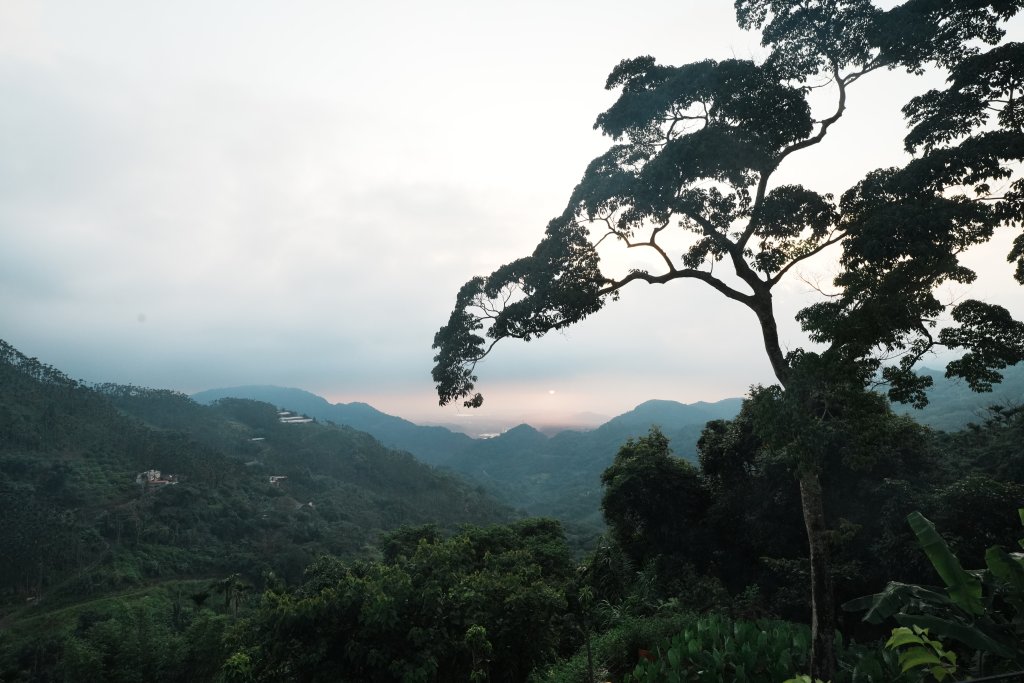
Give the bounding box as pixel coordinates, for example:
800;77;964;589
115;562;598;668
3;1;1022;429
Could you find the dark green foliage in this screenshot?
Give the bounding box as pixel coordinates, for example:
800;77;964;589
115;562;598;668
601;429;710;570
432;218;604;409
925;476;1024;562
696;391;940;611
595;57;813;188
232;519;575;682
0;581;232;683
942;301;1024;391
848;510;1024;677
621;613;922;683
584;389;1023;635
904;41;1024;153
624;614;815;683
535;612;696;683
377;524;443;562
0;338;513;680
935;402;1024;480
736;0;880;80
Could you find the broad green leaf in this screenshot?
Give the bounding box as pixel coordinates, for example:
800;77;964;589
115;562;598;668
842;593;881;612
849;582;952;623
886;626;925;648
893;613;1018;659
985;545;1024;608
907;512;984;615
898;645;942;672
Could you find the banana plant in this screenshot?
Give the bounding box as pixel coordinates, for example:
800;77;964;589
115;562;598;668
885;626;957;682
845;510;1024;676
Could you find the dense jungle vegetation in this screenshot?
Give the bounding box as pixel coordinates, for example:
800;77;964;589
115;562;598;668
2;335;1024;681
6;1;1024;677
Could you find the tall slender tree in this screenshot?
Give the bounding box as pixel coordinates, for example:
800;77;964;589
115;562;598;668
432;1;1024;677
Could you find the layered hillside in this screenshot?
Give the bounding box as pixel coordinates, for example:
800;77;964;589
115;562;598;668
191;385;475;465
0;340;511;610
192;369;1024;542
193;385;742;537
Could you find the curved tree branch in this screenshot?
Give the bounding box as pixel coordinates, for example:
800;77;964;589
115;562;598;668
601;267;754;307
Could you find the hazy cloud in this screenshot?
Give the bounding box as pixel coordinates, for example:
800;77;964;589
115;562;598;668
2;1;1021;428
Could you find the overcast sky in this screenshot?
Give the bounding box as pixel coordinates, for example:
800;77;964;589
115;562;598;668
2;1;1022;431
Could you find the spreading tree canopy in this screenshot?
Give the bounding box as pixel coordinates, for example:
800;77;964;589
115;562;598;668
432;1;1024;678
433;0;1024;410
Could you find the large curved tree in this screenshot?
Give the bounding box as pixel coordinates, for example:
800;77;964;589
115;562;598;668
432;1;1024;677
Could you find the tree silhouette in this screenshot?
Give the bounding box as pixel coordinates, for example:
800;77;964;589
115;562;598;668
433;2;1024;677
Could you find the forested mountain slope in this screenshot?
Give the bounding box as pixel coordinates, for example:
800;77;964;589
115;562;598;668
194;369;1024;539
193;386;743;532
0;340;511;610
894;364;1024;430
439;398;745;531
191;385;475;465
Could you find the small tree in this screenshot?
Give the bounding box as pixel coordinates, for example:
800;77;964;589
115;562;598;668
601;428;710;570
433;2;1024;677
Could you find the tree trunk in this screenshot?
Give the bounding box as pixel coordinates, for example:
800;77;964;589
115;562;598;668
753;292;837;678
753;295;790;386
799;470;836;682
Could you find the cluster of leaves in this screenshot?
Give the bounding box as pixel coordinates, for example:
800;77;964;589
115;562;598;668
576;392;1024;637
623;613;816;683
0;519;574;682
621;612;930;683
851;510;1024;679
225;519;577;682
434;0;1024;415
536;612;696;683
884;626;958;682
0;581;234;683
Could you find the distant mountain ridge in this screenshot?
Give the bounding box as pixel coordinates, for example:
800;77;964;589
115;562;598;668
191;386;475;465
193;368;1024;536
893;364;1024;430
192;385;745;535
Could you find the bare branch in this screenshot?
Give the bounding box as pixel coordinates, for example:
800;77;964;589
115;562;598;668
685;210;767;293
796;271;842;298
617;219;676;273
600;267;753;306
767;230;847;286
777;64;848;162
